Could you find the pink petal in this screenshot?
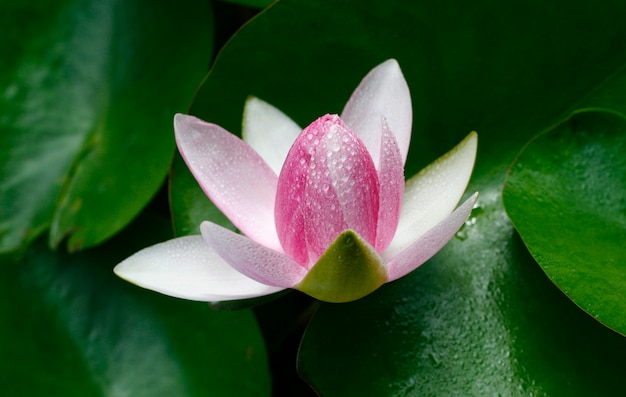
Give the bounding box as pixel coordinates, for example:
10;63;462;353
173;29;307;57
273;135;309;265
242;97;302;174
302;171;348;265
201;221;307;288
114;235;283;302
375;118;404;252
275;115;380;266
341;59;412;168
386;132;477;258
385;193;478;281
174;114;282;252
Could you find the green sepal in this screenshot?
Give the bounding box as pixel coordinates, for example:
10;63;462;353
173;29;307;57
295;230;388;303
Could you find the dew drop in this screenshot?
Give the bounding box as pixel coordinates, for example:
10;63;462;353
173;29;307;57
455;229;468;241
465;217;477;227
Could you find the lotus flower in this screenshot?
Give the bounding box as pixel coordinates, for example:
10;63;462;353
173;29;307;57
114;59;478;303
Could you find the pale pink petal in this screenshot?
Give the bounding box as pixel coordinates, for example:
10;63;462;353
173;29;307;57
201;221;307;288
174;114;282;251
375;118;404;252
341;59;412;168
386;132;477;258
242;96;302;174
276;115;379;266
114;236;283;302
386;193;478;281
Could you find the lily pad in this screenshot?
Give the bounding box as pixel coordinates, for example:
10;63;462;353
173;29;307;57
0;214;270;396
503;109;626;336
0;0;212;253
299;194;626;395
179;0;626;394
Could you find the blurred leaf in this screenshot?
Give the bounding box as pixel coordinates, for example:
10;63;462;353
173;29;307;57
0;0;213;254
0;214;270;397
179;0;626;394
218;0;274;9
503;109;626;336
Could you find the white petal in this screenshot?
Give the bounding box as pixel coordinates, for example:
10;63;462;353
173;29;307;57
341;59;412;168
242;97;302;174
386;132;477;258
114;235;283;302
386;193;478;281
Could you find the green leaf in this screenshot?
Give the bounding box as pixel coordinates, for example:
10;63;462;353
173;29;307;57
180;0;626;394
503;109;626;336
218;0;274;9
0;214;270;397
0;0;213;254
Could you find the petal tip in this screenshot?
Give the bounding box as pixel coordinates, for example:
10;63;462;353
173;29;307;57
174;113;205;139
112;262;128;279
244;95;262;107
242;96;263;120
466;130;478;149
173;112;192;127
379;58;401;73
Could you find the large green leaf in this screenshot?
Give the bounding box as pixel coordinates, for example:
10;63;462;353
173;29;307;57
0;0;212;254
502;109;626;336
177;0;626;394
0;214;270;397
